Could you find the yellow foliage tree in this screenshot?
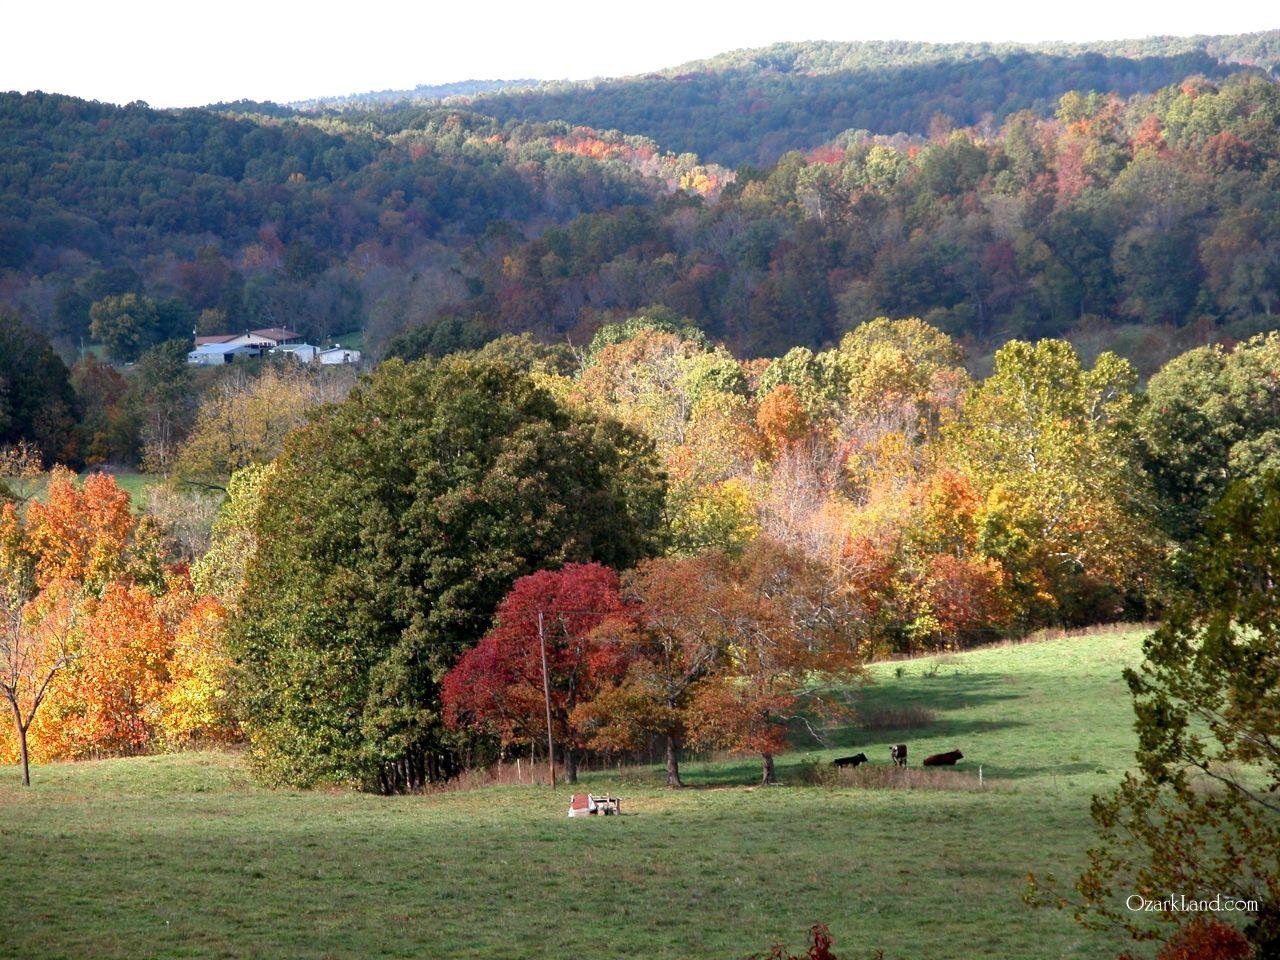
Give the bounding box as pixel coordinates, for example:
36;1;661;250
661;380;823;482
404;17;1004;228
161;595;234;745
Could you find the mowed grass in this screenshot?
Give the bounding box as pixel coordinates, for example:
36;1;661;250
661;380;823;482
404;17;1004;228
0;629;1146;960
21;471;159;507
100;470;158;504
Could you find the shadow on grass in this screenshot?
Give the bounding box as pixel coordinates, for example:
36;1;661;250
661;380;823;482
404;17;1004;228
785;671;1029;751
965;760;1099;780
575;753;1098;790
571;670;1078;789
851;670;1025;713
821;716;1029;747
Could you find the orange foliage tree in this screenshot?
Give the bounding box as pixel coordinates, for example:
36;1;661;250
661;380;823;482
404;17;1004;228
22;469;160;592
685;539;865;783
756;385;811;459
0;470;230;777
0;571;78;785
35;581;175;759
577;539;864;786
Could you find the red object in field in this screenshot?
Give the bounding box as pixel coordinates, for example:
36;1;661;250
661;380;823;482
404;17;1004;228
567;793;621;817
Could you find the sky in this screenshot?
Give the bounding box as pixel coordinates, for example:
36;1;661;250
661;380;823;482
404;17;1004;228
4;0;1277;108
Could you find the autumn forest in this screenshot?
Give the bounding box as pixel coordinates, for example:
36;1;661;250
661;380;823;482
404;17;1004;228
3;25;1280;960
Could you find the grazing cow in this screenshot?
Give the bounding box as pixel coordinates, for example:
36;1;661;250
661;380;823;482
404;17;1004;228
890;744;908;767
923;749;964;767
831;753;868;769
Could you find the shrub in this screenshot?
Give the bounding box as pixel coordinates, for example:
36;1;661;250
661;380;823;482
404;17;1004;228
1118;917;1253;960
746;924;842;960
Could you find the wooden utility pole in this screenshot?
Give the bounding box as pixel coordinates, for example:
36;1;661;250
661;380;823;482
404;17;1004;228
537;610;556;788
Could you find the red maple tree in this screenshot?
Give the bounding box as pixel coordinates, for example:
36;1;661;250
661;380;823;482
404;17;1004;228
442;562;633;783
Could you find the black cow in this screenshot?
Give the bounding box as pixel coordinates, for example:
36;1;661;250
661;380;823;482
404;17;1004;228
890;744;907;767
831;753;868;769
923;749;964;767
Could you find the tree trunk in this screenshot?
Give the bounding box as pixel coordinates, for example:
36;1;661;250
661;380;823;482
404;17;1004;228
564;747;578;784
761;752;777;785
10;701;30;787
665;735;684;788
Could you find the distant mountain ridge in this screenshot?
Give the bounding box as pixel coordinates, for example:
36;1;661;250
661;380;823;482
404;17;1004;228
463;49;1250;165
295;30;1279;166
655;31;1280;76
293;78;543;110
297;31;1280;109
3;29;1280;371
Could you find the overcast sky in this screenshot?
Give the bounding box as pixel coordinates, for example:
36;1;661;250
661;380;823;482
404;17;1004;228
4;1;1276;107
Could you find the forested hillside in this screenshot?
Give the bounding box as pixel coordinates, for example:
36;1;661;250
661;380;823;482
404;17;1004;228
0;93;726;354
472;50;1244;166
293;78;542;110
415;73;1280;360
460;33;1280;164
2;34;1280;371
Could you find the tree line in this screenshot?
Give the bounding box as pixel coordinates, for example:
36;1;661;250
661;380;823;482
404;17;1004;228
6;312;1280;785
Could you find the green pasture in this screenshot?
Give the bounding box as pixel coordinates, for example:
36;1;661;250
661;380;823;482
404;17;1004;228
0;629;1147;959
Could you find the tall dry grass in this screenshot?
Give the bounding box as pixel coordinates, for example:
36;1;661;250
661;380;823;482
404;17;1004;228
792;760;994;791
853;704;938;730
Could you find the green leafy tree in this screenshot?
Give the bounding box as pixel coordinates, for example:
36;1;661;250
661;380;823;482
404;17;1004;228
129;341;195;475
1141;333;1280;541
953;339;1158;623
586;307;708;358
472;335;575;377
383;315;498;362
0;315;80;465
192;464;274;604
52;286;92;341
228;356;666;792
757;346;843;417
1049;476;1280;956
89;293;161;362
70;356;138;466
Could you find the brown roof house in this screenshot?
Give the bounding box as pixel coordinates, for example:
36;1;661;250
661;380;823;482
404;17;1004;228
250;327;304;346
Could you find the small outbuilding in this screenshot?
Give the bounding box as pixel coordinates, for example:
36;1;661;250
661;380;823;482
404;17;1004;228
272;343;321;363
318;347;361;365
187;341;261;365
567;793;621;817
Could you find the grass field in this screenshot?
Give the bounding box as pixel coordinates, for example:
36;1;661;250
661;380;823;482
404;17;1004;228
331;330;365;352
19;470;160;507
0;628;1148;960
98;470;158;505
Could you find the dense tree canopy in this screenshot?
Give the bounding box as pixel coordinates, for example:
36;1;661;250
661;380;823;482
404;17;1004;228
431;73;1280;359
0;316;79;465
471;47;1247;166
1140;333;1280;540
227;355;666;792
5;62;1280;368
